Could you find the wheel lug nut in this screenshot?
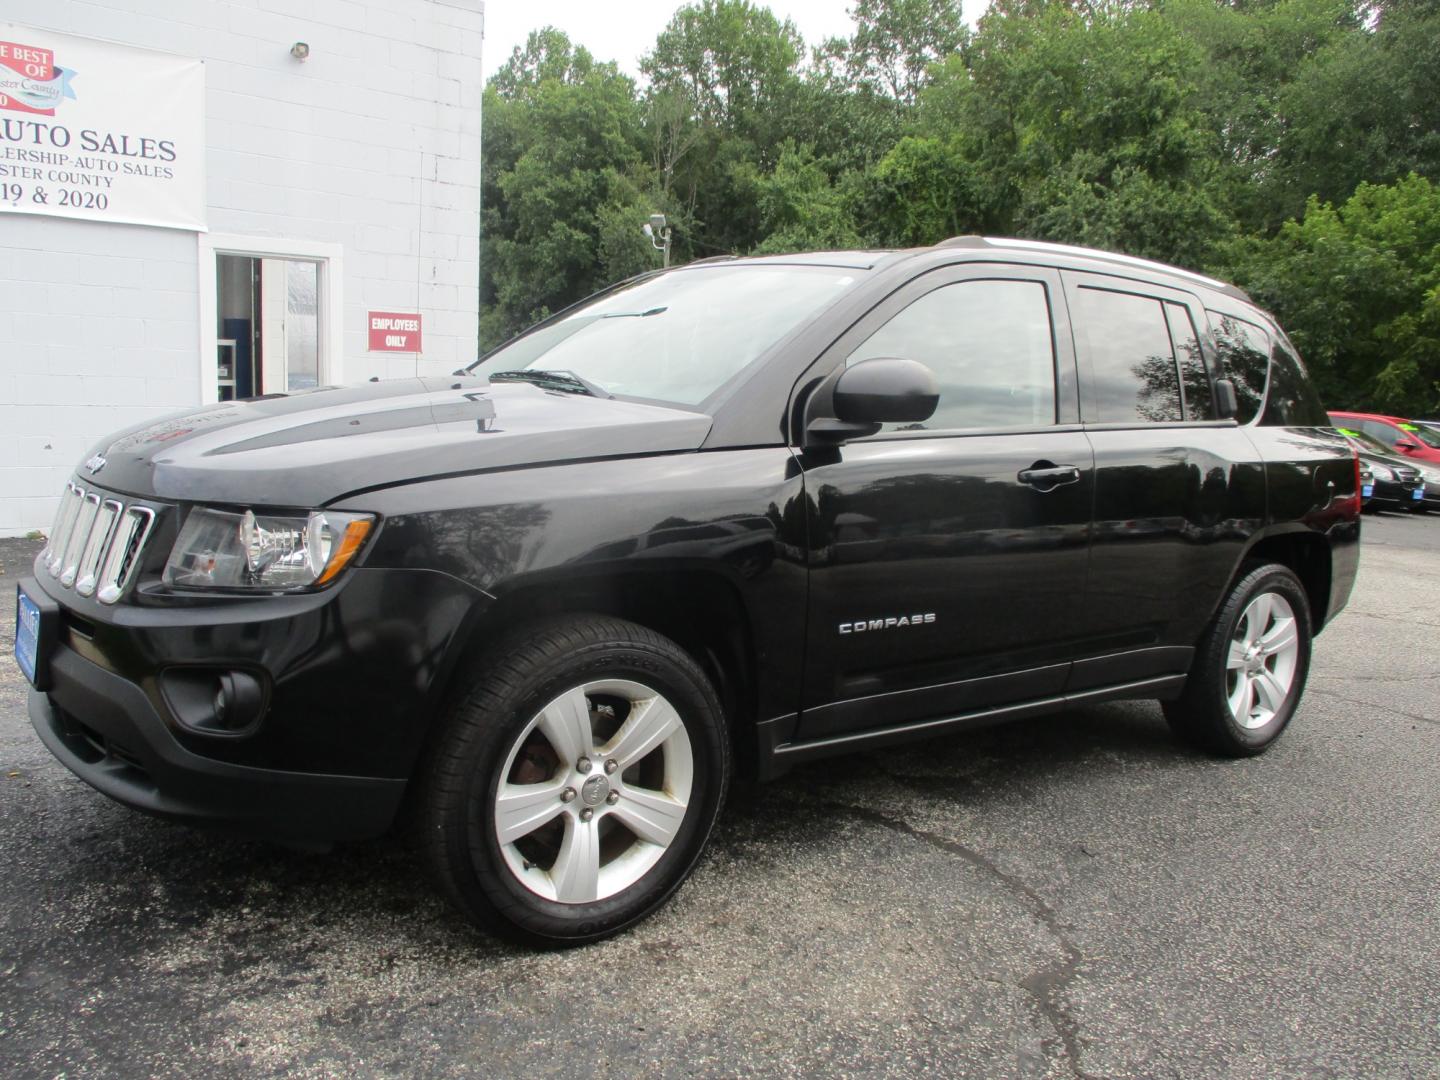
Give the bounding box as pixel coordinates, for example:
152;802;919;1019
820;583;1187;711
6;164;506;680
579;808;594;822
604;758;618;774
560;787;576;803
606;790;619;805
576;758;592;774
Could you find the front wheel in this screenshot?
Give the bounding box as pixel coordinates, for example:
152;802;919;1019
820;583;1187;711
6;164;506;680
1164;563;1313;756
417;616;730;946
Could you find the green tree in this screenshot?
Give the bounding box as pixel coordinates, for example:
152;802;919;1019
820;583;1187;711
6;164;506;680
1220;175;1440;412
751;144;864;253
480;29;659;347
817;0;967;105
640;1;809;255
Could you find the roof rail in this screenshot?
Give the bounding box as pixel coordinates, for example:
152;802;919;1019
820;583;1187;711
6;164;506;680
932;235;1250;302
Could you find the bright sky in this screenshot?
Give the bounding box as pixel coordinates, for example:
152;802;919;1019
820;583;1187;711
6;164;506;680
481;0;988;81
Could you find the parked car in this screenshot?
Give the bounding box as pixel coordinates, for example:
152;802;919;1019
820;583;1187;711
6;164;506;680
1333;427;1433;511
1328;411;1440;465
1359;464;1375;509
19;237;1360;944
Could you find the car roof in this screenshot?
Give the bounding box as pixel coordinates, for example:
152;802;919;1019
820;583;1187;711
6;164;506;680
679;251;900;270
1329;411;1408;423
698;237;1252;302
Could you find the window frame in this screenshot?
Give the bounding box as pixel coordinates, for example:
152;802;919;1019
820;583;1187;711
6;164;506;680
787;261;1082;445
1061;270;1231;430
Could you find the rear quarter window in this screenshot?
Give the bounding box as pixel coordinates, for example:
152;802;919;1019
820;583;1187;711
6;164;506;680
1207;310;1269;424
1261;339;1329;426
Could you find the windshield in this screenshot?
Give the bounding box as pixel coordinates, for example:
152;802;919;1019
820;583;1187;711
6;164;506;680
469;265;860;406
1399;422;1440;449
1338;428;1392;454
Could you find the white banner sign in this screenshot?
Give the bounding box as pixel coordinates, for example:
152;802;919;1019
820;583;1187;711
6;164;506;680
0;24;204;231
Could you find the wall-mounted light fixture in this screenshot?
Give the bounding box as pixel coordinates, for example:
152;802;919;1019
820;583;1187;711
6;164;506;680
290;42;310;61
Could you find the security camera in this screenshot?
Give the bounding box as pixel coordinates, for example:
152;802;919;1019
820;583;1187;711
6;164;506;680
642;223;654;238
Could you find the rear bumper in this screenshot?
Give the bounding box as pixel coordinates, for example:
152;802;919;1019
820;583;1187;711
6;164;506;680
29;642;406;847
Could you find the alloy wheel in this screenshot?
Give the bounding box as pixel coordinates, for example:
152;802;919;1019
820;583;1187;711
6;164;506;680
1225;592;1301;729
493;679;694;903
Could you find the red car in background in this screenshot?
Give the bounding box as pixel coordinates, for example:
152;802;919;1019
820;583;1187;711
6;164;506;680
1328;411;1440;464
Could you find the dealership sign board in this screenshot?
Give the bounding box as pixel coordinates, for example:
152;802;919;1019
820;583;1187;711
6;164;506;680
368;312;423;352
0;24;205;230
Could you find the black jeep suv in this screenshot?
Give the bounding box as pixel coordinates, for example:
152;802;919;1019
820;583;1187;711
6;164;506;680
19;237;1360;944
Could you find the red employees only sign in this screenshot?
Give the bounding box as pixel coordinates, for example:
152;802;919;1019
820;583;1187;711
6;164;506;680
368;311;422;353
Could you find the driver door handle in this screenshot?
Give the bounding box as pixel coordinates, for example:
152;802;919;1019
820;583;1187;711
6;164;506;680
1017;461;1081;491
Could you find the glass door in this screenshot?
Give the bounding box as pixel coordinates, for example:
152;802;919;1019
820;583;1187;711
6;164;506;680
215;253;323;399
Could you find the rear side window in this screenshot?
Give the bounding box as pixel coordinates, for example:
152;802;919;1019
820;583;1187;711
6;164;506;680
1261;340;1329;426
1207;311;1269;424
847;278;1057;431
1072;287;1182;423
1362;419;1399;446
1164;301;1214;420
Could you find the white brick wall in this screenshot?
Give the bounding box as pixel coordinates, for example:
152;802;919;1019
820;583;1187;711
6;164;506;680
0;0;483;535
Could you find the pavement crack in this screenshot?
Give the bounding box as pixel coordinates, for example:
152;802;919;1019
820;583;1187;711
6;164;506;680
812;797;1095;1080
1307;687;1440;730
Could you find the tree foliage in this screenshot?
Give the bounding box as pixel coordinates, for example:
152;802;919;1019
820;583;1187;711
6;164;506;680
478;0;1440;412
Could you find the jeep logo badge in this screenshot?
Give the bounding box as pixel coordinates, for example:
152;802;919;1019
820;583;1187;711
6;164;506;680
83;453;107;475
580;774;609;806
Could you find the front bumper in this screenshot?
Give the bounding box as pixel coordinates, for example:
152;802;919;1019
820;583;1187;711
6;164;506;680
22;552;490;845
1368;478;1425;509
29;649;404;846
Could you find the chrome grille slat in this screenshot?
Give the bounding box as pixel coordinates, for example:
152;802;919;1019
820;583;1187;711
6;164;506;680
45;481;158;605
76;500;122;597
96;506;156;606
60;493;101;588
45;485;84;577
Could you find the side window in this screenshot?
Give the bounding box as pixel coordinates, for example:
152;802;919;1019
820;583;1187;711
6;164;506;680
1163;301;1214;420
1364;419;1399;447
1072;287;1182;423
1207;310;1269;424
847;278;1057;431
1261;339;1329;426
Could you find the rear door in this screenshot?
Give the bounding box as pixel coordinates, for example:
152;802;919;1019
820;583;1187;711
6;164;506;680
796;263;1094;739
1063;273;1266;689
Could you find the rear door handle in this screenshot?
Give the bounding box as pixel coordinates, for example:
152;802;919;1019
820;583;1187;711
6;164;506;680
1017;461;1081;491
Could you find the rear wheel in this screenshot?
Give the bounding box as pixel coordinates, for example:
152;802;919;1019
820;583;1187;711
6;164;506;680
1164;563;1312;756
417;616;730;945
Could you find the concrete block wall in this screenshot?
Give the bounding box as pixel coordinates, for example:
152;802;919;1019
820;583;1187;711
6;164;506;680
0;0;483;535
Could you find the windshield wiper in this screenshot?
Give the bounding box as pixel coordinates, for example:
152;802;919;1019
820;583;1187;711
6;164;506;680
601;306;667;319
487;369;613;398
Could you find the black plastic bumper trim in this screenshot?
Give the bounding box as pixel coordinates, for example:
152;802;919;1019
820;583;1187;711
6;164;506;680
29;644;406;847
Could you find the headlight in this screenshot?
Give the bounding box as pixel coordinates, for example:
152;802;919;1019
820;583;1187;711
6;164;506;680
164;507;374;591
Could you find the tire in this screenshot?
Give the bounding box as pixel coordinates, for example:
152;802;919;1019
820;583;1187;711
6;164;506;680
1163;562;1313;757
416;615;730;946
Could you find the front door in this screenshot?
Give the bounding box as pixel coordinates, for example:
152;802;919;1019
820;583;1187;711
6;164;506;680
796;264;1094;740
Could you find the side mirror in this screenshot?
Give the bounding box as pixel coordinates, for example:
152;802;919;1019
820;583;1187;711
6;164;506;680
1396;439;1418;451
1214;377;1239;420
805;357;939;445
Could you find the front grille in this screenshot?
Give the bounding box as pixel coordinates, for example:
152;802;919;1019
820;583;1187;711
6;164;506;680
1394;466;1421;482
41;481;156;605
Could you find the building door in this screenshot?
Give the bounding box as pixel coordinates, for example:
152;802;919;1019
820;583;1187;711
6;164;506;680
214;254;322;400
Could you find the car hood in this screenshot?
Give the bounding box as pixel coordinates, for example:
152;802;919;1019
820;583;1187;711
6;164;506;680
1355;447;1428;477
82;377;714;506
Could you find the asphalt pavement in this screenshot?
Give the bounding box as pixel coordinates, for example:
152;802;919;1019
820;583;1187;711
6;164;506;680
1;512;1438;1079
